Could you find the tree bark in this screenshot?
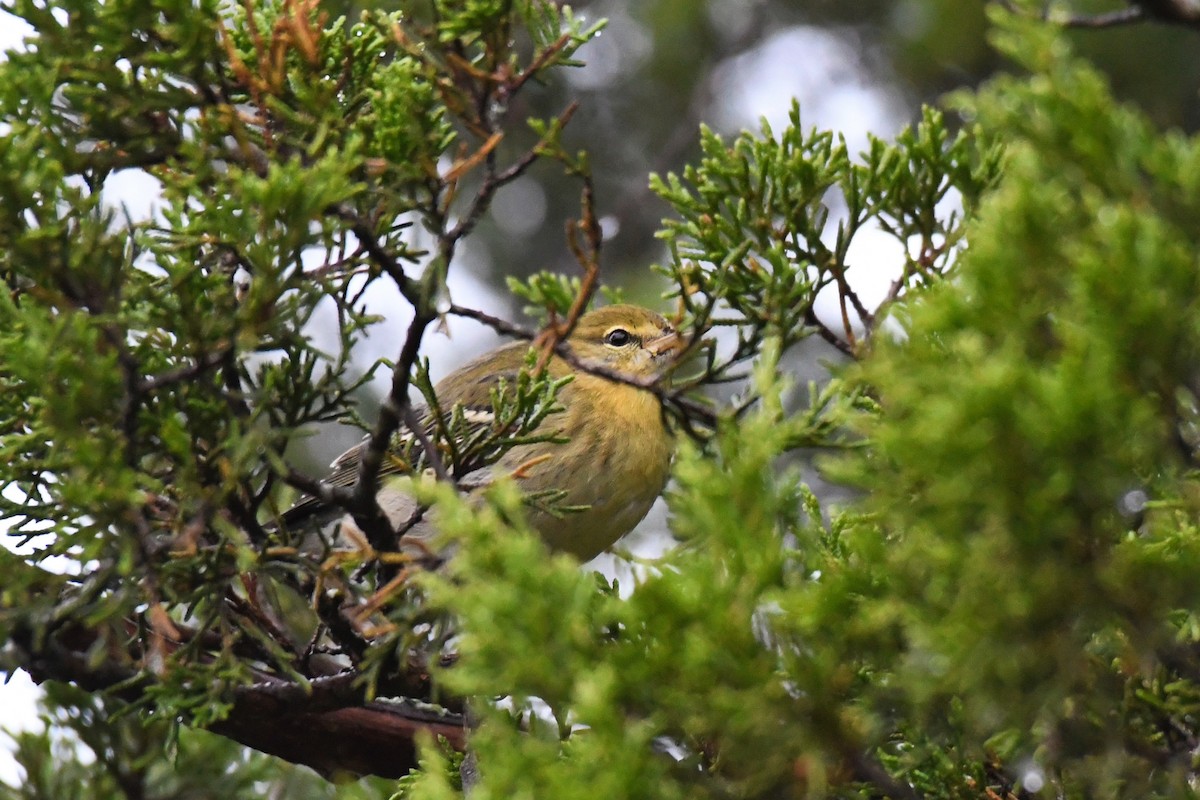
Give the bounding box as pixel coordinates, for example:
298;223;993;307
11;620;466;779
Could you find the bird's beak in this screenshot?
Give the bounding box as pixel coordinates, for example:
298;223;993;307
646;330;684;361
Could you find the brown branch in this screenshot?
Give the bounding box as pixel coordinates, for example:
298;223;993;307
448;304;538;339
547;340;719;431
10;617;464;780
1133;0;1200;25
333;204;423;304
455;304;705;434
210;701;464;779
451;300;719;433
504;32;573;97
443;131;505;182
350;306;438;554
283;465;352;508
804;307;856;358
1057;6;1145;26
535;171;603;370
446;101;580;246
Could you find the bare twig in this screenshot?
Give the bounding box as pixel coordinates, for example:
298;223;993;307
448;303;538;339
403;401;450;483
535;170;603;369
350;307;438;553
447;101;580;246
332;204;422;304
1058;6;1145;27
504;32;573;97
1134;0;1200;26
138;349;230;392
284;465;352;507
997;0;1147;28
450;298;718;432
804;307;855;357
10;616;462;780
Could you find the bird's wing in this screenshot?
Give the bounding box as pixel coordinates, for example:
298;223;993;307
280;340;569;535
279;369;525;532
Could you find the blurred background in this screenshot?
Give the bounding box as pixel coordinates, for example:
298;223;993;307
2;0;1199;785
470;0;1200;295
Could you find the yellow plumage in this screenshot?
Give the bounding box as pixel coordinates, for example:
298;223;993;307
290;304;681;561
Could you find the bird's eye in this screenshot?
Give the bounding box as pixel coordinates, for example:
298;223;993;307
604;328;633;347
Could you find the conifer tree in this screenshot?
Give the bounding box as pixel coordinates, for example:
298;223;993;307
3;2;1200;798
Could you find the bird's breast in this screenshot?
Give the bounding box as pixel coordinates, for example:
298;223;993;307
513;380;672;560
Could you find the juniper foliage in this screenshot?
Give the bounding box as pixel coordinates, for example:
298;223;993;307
1;1;1199;799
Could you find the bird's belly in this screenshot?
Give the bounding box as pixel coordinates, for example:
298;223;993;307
517;425;672;560
533;492;659;561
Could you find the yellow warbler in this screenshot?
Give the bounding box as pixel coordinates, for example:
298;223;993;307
288;304;682;561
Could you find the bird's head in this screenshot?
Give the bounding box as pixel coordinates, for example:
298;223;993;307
565;304;682;383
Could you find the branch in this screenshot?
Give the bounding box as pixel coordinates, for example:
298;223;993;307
210;701;464;779
403;401;450;483
448;303;538;339
9;618;465;779
1058;5;1146;27
996;1;1144;27
446;101;580;246
993;1;1200;29
547;340;719;432
534;169;603;370
449;302;719;432
138;348;230;392
332;203;422;304
804;307;856;357
349;306;438;553
1133;0;1200;25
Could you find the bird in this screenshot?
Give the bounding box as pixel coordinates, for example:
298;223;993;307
284;304;683;562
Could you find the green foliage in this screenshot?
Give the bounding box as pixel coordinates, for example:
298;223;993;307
506;271;588;318
835;9;1200;797
363;55;454;180
651;100;1000;380
405;10;1200;800
5;0;1200;798
0;684;394;800
0;0;610;790
412;354;828;799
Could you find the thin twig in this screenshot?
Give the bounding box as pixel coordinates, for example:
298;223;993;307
804;308;855;357
350;307;437;553
333;204;422;303
504;32;573;97
138;349;230;392
1058;6;1145;27
448;304;538;339
447;101;580;245
997;0;1146;27
284;466;351;507
403;401;450;483
535;171;602;369
453;301;719;433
